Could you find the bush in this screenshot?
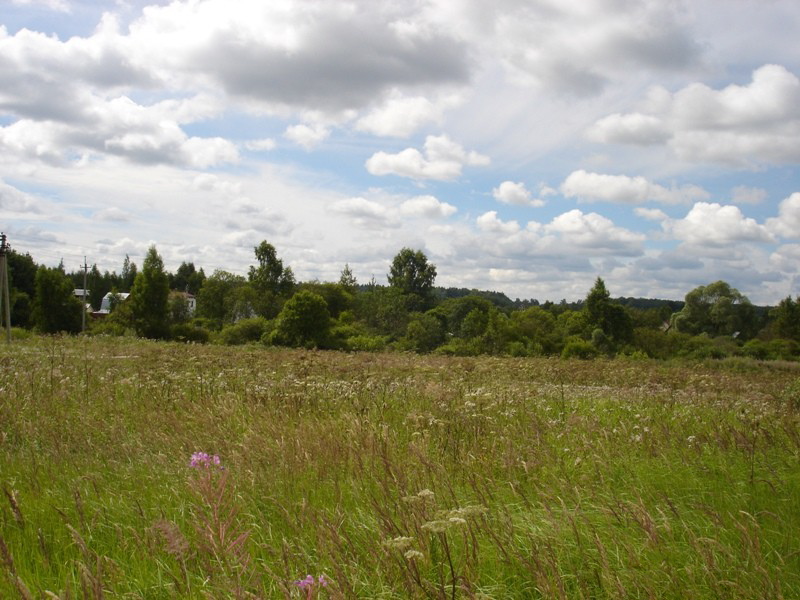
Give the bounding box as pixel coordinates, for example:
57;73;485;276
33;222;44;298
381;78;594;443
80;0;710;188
561;338;598;360
217;317;270;345
506;341;529;357
345;334;390;352
435;337;482;356
171;323;210;344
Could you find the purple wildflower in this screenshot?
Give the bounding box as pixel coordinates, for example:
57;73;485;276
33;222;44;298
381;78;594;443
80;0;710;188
189;452;222;469
293;574;315;590
293;574;328;590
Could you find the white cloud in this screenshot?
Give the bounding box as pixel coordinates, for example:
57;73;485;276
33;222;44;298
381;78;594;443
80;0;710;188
191;174;243;196
328;197;398;229
635;207;669;221
587;113;670;145
561;170;709;205
492;181;545;207
356;93;461;138
284;123;330;150
366;134;489;180
590;64;800;166
456;1;701;95
10;0;69;11
731;185;767;205
0;178;43;214
244;138;277;151
766;192;800;239
93;207;132;222
126;1;471;113
477;211;520;234
544;209;645;251
770;244;800;273
399;195;457;218
329;193;456;228
670;202;775;246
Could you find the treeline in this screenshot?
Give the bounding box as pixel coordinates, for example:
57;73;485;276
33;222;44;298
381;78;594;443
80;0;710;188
4;241;800;361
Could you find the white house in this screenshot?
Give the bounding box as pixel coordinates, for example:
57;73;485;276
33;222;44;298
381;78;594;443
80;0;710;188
97;291;131;315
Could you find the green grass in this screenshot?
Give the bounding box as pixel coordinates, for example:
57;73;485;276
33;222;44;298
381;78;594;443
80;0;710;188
1;336;799;598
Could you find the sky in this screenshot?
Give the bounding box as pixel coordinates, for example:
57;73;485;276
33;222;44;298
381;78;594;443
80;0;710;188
1;0;799;305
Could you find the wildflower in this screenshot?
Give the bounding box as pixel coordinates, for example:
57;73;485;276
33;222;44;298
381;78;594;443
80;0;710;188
189;452;222;469
421;520;450;533
293;574;328;592
404;550;424;560
383;536;415;550
294;575;315;590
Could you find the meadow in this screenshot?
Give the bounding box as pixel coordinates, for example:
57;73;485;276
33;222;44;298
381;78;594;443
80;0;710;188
1;336;799;599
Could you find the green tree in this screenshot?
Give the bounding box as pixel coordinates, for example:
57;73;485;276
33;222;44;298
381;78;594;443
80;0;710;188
171;261;206;295
196;270;247;327
7;250;38;328
583;277;633;350
672;281;755;338
403;312;445;353
272;290;331;347
387;248;437;309
120;254;138;292
509;306;560;354
31;266;82;333
771;295;800;341
339;263;358;292
129;246;170;339
248;241;296;318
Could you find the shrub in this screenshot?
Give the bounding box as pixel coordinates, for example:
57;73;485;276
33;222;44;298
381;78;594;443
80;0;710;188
561;338;598;360
345;334;390;352
217;317;270;345
171;323;210;344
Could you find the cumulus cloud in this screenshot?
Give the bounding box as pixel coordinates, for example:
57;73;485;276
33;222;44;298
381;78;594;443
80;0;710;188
587;113;670;145
492;181;545;207
589;64;800;166
93;207;132;222
731;186;767;205
477;211;520;234
284;123;330;150
449;1;701;95
328;197;398;229
0;179;43;214
0;92;237;168
766;192;800;239
329;193;457;228
366;134;489;180
357;93;461;138
244;138;276;151
561;170;709;205
127;1;471;113
635;207;669;221
669;202;774;246
543;209;645;251
770;244;800;272
10;0;69;11
399;195;457;218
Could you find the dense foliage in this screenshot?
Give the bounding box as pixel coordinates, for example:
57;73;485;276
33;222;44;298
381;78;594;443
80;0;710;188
3;242;798;361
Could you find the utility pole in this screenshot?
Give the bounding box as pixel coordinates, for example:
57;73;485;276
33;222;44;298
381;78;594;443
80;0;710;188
82;256;89;333
0;233;11;343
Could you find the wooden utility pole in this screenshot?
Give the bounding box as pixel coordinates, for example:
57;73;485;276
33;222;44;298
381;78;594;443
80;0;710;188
0;233;11;342
82;256;88;333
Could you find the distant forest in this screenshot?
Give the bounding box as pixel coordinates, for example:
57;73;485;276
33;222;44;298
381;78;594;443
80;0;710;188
3;241;798;361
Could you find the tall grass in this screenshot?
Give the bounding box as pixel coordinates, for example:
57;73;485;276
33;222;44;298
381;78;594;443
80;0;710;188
1;336;799;598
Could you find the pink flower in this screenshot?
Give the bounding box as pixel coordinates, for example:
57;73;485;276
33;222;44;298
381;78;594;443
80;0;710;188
189;452;222;468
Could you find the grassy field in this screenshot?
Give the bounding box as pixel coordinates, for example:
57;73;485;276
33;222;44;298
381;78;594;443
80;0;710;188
1;336;799;598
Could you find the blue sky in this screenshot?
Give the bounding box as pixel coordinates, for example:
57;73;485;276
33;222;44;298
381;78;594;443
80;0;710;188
1;0;799;304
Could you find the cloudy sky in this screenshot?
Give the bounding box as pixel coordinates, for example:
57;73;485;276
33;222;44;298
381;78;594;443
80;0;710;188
1;0;799;304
